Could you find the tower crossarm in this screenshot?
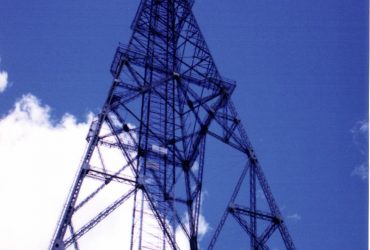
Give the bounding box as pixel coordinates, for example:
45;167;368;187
110;44;235;93
230;204;282;223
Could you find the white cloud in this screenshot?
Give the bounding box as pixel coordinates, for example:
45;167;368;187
0;70;8;92
0;94;208;249
0;94;93;249
175;212;209;250
0;94;148;249
286;213;301;221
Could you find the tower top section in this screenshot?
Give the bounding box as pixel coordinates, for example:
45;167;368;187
113;0;235;95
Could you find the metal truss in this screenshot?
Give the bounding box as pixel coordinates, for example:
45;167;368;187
50;0;295;249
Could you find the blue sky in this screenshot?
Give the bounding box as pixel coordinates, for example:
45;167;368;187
0;0;368;249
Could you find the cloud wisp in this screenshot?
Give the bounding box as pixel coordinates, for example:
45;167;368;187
350;120;369;181
0;70;8;92
0;57;9;92
351;163;368;181
286;213;302;222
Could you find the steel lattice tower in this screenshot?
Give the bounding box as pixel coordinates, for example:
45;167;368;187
50;1;295;249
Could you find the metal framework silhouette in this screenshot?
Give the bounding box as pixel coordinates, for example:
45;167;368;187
50;0;295;249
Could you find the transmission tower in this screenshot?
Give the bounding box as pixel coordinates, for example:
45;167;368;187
50;0;295;249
